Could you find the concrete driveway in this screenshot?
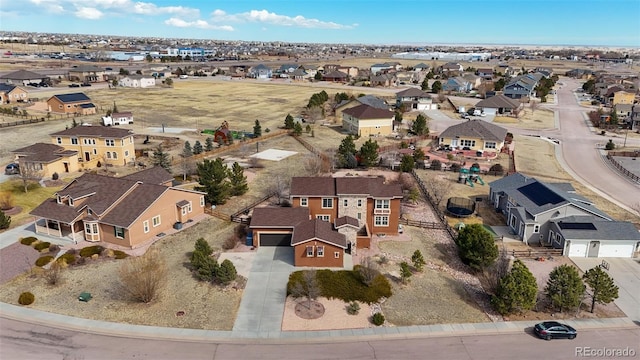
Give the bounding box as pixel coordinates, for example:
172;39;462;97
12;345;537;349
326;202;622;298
232;247;295;335
572;257;640;321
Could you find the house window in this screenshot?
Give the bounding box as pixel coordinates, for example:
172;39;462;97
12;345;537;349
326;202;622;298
374;216;389;226
83;139;95;145
461;139;476;147
112;152;117;159
306;246;314;257
200;196;205;207
181;207;187;216
93;149;97;155
533;224;540;233
71;137;78;145
106;152;112;159
357;213;362;220
84;222;98;234
343;199;348;207
316;215;330;222
124;150;129;157
509;214;517;228
300;198;308;207
485;142;496;149
152;215;161;227
375;199;390;209
114;226;125;239
322;198;333;208
68;198;74;206
105;139;115;147
143;220;149;233
87;209;93;215
188;201;192;213
334;252;340;259
316;246;324;257
56;137;62;144
357;199;362;207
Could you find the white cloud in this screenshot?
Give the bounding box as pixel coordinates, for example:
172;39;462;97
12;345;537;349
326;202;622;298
133;2;199;18
76;7;104;19
27;0;200;19
164;18;234;31
210;9;355;29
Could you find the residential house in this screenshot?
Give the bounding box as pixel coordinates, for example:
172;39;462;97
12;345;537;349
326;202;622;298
277;64;299;75
440;62;463;75
249;176;403;267
610;90;635;106
462;73;482;89
370;63;393;75
322;70;349;83
335;95;389;120
322;64;340;73
565;69;595;79
47;93;96;115
395;88;436;111
534;67;553;78
337;66;359;78
248;64;272;79
370;73;397;87
489;173;640;258
68;65;106;83
438;119;507;154
12;143;79;177
503;74;539;99
614;104;633;120
50;126;135;168
395;71;419;84
496;64;516;77
0;69;49;86
475;94;522;115
442;77;472;92
342;104;394;137
30;167;206;248
384;62;403;71
476;68;494;80
413;63;430;72
0;83;28;104
118;75;156;88
629;104;640;130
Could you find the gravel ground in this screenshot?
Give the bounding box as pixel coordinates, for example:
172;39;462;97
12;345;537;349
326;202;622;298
282;297;375;331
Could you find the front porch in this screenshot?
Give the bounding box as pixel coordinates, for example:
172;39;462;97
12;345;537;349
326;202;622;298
33;218;84;244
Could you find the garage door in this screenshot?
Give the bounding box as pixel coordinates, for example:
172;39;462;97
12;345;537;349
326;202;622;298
568;242;587;257
259;233;292;246
598;244;634;258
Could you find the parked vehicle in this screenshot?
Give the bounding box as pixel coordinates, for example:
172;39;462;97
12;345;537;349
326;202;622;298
80;83;92;87
534;321;577;340
68;83;80;88
5;163;20;175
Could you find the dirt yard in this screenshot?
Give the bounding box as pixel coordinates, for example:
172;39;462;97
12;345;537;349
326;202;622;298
494;108;555;130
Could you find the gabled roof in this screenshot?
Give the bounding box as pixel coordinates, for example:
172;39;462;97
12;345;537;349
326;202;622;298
291;176;403;198
439;119;508;142
121;166;173;185
291;219;347;248
100;183;169;228
476;94;521;109
250;64;271;72
12;143;77;163
334;216;359;229
396;88;429;98
323;70;348;78
342;104;393;119
0;69;47;80
0;83;19;92
551;216;640;241
356;95;388;109
413;63;430;69
50;126;132;138
249;207;310;228
49;92;91;104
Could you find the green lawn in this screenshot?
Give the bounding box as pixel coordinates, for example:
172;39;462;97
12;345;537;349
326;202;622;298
0;179;63;227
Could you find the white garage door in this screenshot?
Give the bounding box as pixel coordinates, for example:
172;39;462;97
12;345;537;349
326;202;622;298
568;242;587;257
483;108;497;115
598;243;634;258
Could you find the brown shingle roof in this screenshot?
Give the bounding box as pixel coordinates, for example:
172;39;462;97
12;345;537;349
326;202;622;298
290;177;336;197
50;126;132;138
100;184;169;228
291;176;402;198
334;216;359;228
121;166;173;185
57;173;139;215
341;104;393;119
249;207;310;228
439;119;508;143
12;143;77;163
291;219;347;248
396;88;430;98
30;199;84;224
476;94;521;109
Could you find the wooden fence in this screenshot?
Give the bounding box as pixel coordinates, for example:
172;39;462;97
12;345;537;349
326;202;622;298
230;192;276;223
0;118;45;128
399;218;446;229
507;248;563;259
606;154;640;183
409;169;458;240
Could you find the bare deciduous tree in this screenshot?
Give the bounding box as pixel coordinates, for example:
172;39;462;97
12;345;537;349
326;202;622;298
180;157;195;181
290;270;320;309
303;154;323;176
43;261;64;286
307;106;324;123
429;176;452;207
481;246;511;294
269;174;292;205
18;164;43;193
118;248;167;303
530;100;538;114
359;257;379;286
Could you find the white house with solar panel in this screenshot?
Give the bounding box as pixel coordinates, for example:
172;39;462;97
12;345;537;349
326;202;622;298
489;173;640;258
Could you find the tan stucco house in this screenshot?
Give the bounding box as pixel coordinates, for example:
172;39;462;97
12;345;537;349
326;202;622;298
342;104;394;137
47;93;96;115
12;143;79;178
50;126;135;169
438;119;508;154
0;83;29;104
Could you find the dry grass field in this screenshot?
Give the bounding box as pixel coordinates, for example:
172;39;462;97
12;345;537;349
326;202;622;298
493;108;555;130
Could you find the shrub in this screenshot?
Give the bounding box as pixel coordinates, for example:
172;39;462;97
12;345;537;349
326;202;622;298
371;312;385;326
489;163;504;175
346;301;361;315
65;248;78;255
34;242;52;252
44;261;64;285
290;269;392;304
52;172;59;180
119;248;167;303
20;237;38;246
35;255;54;267
57;253;77;265
216;259;238;285
605;139;615;150
0;210;10;230
0;191;15;210
449;163;461;172
222;235;238;250
49;244;60;253
18;292;35;305
430;159;442;170
234;224;248;239
113;250;128;259
79;245;104;258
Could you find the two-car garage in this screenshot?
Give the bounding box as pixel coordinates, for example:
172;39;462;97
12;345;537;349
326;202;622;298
566;240;638;258
257;233;292;247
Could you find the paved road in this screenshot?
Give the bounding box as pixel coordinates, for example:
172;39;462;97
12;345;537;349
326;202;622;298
1;316;637;360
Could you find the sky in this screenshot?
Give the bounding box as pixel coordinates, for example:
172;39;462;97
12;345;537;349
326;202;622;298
1;0;639;47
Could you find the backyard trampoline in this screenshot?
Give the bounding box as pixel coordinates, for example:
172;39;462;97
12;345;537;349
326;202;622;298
446;197;476;217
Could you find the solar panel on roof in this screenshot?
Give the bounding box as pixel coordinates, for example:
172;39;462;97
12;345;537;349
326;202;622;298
518;182;564;206
558;222;597;230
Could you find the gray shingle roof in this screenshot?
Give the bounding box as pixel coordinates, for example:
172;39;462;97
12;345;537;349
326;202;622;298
439;119;508;142
476;94;521;109
396;88;429;98
342;104;393;119
12;143;77;163
356;95;388;109
0;69;47;80
551;216;640;241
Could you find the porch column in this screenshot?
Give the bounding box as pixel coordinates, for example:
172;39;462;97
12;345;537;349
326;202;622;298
71;223;77;244
45;219;51;236
56;220;62;237
33;217;40;234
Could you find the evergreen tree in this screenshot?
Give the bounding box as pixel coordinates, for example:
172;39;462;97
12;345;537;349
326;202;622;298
193;141;203;155
359;139;379;167
491;260;538;315
182;141;193;157
216;259;237;285
413;148;426;164
400;155;415;172
284;114;295;129
305;124;312;133
337;135;357;168
431;80;442;93
195;158;231;205
400;261;412;284
205;137;214;152
411;250;425;272
253;120;262;137
229;162;248;196
72;118;79;128
112;101;119;114
151;145;171;171
454;224;498;271
314;71;323;81
191;238;213;269
545;264;586;313
412;114;429;135
583;266;619;313
0;210;11;230
421;77;429;91
293;122;303;136
394;111;403;129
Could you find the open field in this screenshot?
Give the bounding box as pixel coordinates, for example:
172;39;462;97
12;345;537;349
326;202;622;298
0;179;66;227
493;108;555;130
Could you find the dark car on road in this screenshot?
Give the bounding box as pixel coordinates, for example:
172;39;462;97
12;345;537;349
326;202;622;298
534;321;577;340
5;163;20;175
68;83;80;88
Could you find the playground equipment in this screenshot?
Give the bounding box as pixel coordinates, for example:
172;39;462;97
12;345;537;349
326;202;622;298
201;121;255;145
458;165;485;187
446;197;476;218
